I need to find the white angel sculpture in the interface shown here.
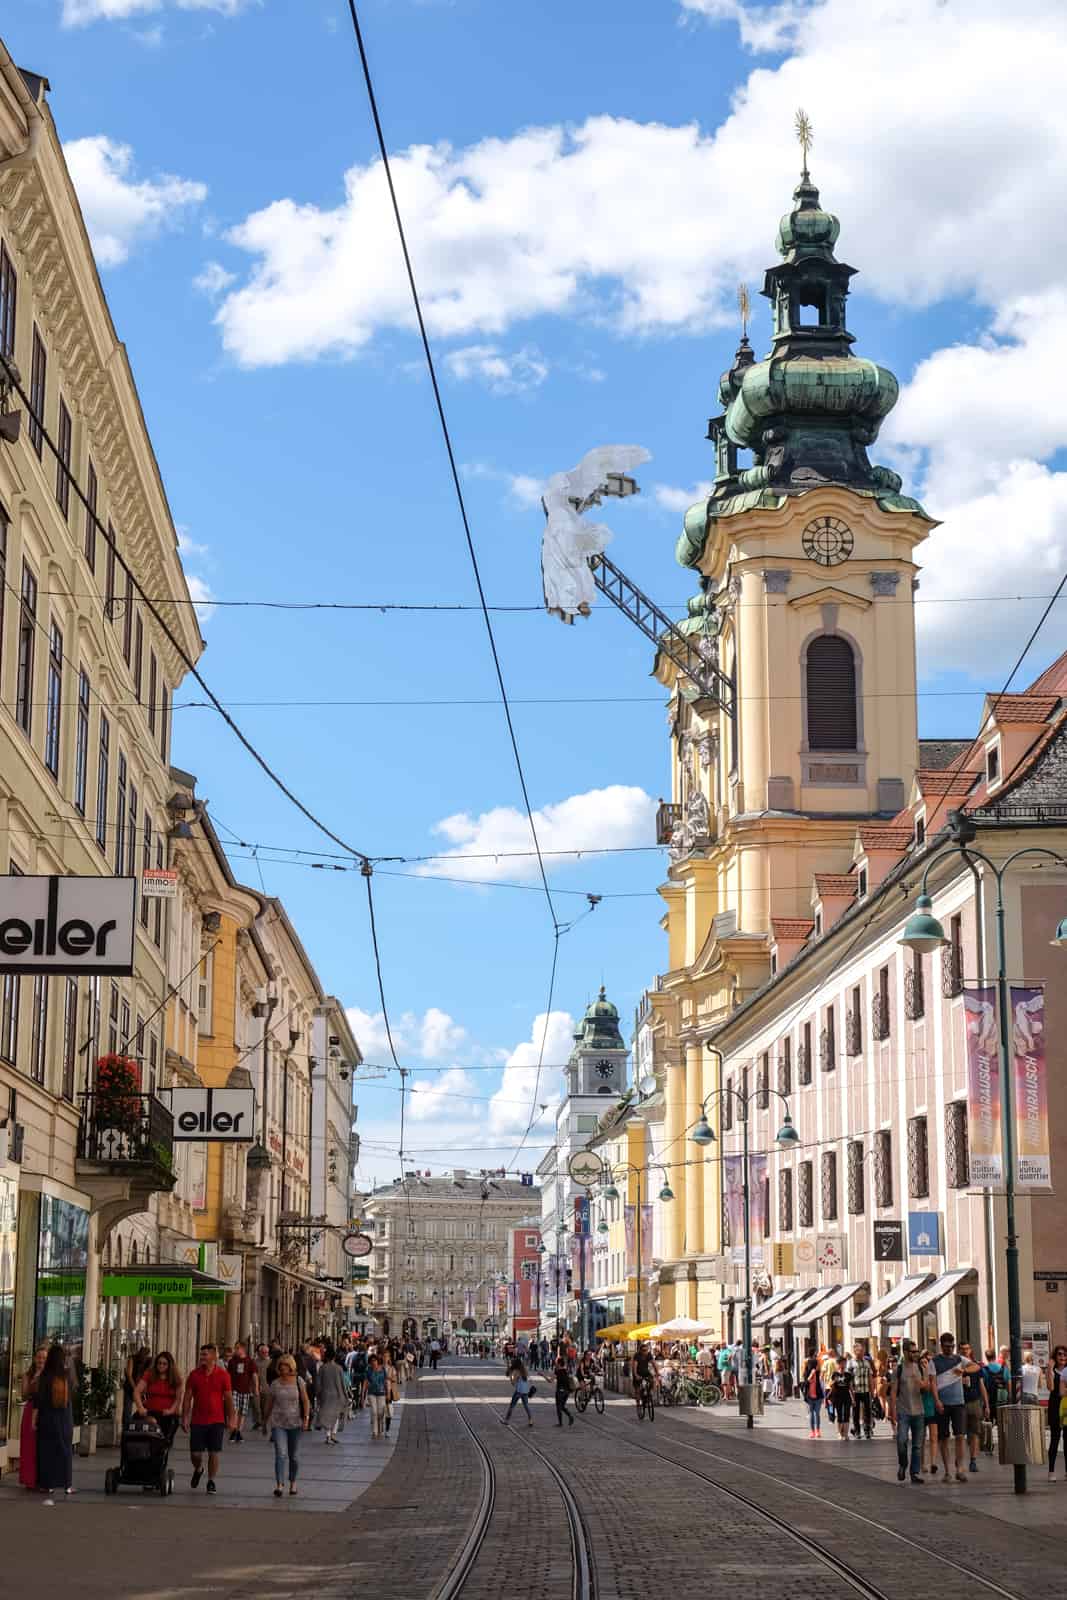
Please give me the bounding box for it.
[540,444,651,623]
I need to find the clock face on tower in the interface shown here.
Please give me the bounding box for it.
[802,515,853,567]
[595,1059,615,1079]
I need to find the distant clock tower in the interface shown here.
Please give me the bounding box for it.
[566,987,628,1098]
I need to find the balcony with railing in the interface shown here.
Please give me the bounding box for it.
[845,1010,862,1057]
[76,1091,176,1204]
[656,801,682,845]
[904,964,925,1020]
[871,994,891,1042]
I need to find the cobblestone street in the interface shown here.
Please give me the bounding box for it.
[0,1359,1061,1599]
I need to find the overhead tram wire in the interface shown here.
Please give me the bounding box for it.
[0,361,412,1089]
[343,0,558,937]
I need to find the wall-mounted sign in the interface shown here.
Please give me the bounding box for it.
[38,1274,85,1297]
[568,1150,603,1188]
[141,868,178,899]
[772,1242,795,1275]
[795,1238,817,1269]
[342,1232,373,1259]
[165,1088,256,1142]
[907,1211,942,1255]
[218,1254,243,1291]
[103,1273,191,1300]
[0,875,135,976]
[351,1264,370,1282]
[873,1221,905,1262]
[816,1234,846,1271]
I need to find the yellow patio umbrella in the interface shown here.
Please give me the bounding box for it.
[595,1323,628,1340]
[626,1322,661,1341]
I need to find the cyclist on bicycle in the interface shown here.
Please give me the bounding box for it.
[632,1342,656,1410]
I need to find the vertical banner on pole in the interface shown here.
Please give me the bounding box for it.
[640,1204,653,1280]
[1011,985,1052,1191]
[464,1287,473,1320]
[748,1154,767,1265]
[724,1155,746,1265]
[624,1205,636,1276]
[964,985,1002,1186]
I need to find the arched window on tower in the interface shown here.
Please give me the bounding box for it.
[806,635,858,751]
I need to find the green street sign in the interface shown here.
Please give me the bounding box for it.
[103,1274,192,1300]
[192,1289,225,1306]
[38,1274,85,1297]
[351,1265,369,1282]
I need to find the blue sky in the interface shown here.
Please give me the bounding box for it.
[6,0,1066,1183]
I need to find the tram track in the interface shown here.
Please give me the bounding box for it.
[581,1410,1032,1600]
[433,1369,596,1600]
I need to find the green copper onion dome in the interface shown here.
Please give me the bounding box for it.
[676,155,927,569]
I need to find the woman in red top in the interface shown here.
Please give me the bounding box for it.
[134,1352,183,1443]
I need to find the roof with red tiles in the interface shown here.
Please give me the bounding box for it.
[1025,653,1067,697]
[813,873,857,896]
[770,918,814,941]
[984,693,1060,724]
[857,826,913,851]
[915,768,980,796]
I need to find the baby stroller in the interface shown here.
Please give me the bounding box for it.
[104,1415,175,1497]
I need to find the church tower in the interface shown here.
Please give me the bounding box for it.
[564,987,628,1101]
[651,130,937,1323]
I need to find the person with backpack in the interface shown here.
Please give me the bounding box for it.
[888,1339,929,1484]
[346,1342,368,1409]
[801,1352,824,1439]
[502,1358,535,1426]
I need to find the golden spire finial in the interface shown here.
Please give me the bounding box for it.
[795,107,813,179]
[737,282,751,341]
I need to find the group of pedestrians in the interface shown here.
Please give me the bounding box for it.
[500,1340,602,1428]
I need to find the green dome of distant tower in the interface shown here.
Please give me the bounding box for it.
[571,986,624,1053]
[677,111,927,571]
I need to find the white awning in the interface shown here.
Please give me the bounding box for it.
[885,1267,978,1329]
[748,1289,798,1330]
[773,1285,831,1326]
[850,1274,933,1329]
[756,1288,809,1329]
[801,1280,869,1321]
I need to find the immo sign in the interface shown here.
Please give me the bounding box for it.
[0,876,136,976]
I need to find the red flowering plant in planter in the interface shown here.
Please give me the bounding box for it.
[93,1053,142,1133]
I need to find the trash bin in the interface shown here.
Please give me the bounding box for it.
[997,1404,1045,1466]
[738,1383,765,1418]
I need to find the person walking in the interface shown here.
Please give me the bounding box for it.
[847,1344,874,1438]
[18,1345,48,1491]
[122,1347,152,1435]
[133,1351,183,1443]
[35,1346,75,1505]
[958,1343,989,1474]
[1046,1344,1067,1478]
[383,1349,401,1434]
[554,1355,575,1427]
[181,1343,236,1495]
[888,1340,929,1484]
[227,1342,258,1444]
[316,1351,348,1445]
[429,1337,442,1371]
[802,1352,824,1439]
[502,1359,534,1427]
[253,1342,272,1434]
[263,1355,310,1497]
[932,1332,981,1483]
[982,1346,1009,1436]
[829,1356,854,1441]
[366,1356,388,1439]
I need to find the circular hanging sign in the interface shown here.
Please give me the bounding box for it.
[567,1150,604,1188]
[341,1231,373,1259]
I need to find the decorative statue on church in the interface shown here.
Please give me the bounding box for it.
[540,444,650,624]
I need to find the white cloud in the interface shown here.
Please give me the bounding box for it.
[462,462,544,508]
[653,480,714,515]
[193,260,236,297]
[62,0,253,23]
[678,0,808,51]
[210,0,1067,368]
[445,344,548,394]
[176,528,215,623]
[418,785,657,882]
[409,1066,477,1122]
[345,1005,467,1064]
[63,136,206,266]
[489,1010,575,1134]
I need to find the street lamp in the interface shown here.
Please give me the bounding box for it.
[692,1062,800,1429]
[899,813,1067,1495]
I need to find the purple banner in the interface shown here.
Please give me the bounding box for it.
[624,1205,636,1276]
[640,1204,653,1280]
[749,1154,767,1266]
[1011,985,1052,1191]
[724,1155,745,1264]
[964,985,1002,1187]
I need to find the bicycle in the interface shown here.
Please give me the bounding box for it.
[677,1375,722,1407]
[635,1377,655,1422]
[574,1377,605,1415]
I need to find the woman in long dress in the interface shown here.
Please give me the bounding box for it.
[35,1345,75,1503]
[315,1352,348,1445]
[19,1345,48,1489]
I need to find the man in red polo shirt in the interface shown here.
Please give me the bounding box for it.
[181,1343,236,1494]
